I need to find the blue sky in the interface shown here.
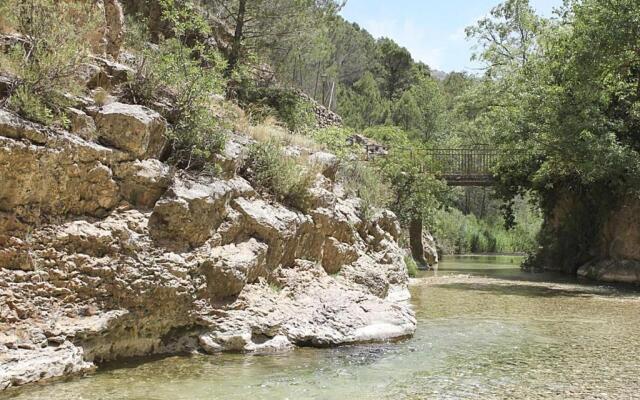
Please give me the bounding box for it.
[340,0,562,72]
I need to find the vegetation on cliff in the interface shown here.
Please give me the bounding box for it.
[4,0,637,270]
[463,0,640,270]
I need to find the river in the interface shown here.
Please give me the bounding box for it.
[3,255,640,400]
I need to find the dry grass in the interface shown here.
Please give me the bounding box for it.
[247,118,325,152]
[92,88,111,106]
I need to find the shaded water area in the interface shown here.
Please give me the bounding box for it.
[4,255,640,399]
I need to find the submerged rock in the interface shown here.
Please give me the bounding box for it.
[578,260,640,284]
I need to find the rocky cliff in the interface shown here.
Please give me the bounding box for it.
[541,192,640,284]
[577,197,640,284]
[0,97,414,389]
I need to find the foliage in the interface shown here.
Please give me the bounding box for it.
[404,255,418,278]
[244,141,316,210]
[125,2,228,170]
[247,121,323,152]
[463,0,640,268]
[390,75,444,141]
[337,161,393,219]
[362,126,450,228]
[338,72,389,129]
[433,203,541,255]
[0,0,101,125]
[376,38,415,100]
[204,0,343,74]
[311,126,354,157]
[240,87,317,132]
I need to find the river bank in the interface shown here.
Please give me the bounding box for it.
[3,255,639,400]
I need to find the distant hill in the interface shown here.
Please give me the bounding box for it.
[430,69,449,81]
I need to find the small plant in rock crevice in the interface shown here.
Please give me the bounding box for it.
[243,140,317,211]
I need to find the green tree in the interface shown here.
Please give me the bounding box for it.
[466,0,542,77]
[465,0,640,271]
[364,126,449,267]
[376,38,414,99]
[338,72,389,129]
[207,0,343,74]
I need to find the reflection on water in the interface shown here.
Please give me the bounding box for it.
[3,255,640,400]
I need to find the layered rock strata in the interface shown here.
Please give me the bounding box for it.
[0,104,415,390]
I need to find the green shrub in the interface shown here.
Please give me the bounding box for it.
[405,255,418,278]
[125,37,227,169]
[433,205,541,255]
[337,161,393,219]
[240,87,317,133]
[0,0,101,125]
[244,141,316,210]
[312,127,355,157]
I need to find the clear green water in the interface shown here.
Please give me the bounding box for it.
[4,255,640,399]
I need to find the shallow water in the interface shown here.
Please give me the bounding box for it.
[4,255,640,400]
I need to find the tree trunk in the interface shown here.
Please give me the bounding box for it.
[227,0,246,75]
[409,218,427,268]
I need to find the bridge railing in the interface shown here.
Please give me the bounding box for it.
[420,148,499,176]
[363,144,500,186]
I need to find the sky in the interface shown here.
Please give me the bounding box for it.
[340,0,562,73]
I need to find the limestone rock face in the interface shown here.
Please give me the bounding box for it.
[0,110,124,222]
[233,197,319,268]
[422,231,439,266]
[578,260,640,284]
[95,102,166,158]
[114,159,172,208]
[0,107,414,390]
[549,194,640,283]
[68,108,98,141]
[322,237,358,274]
[149,175,254,250]
[104,0,125,59]
[197,260,415,352]
[0,342,93,390]
[84,57,134,90]
[200,239,268,299]
[309,151,339,180]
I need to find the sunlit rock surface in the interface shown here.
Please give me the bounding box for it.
[0,108,414,390]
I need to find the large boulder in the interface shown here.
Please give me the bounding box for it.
[199,239,268,299]
[578,260,640,284]
[149,175,254,250]
[232,197,320,268]
[309,151,339,180]
[113,159,172,209]
[95,102,166,159]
